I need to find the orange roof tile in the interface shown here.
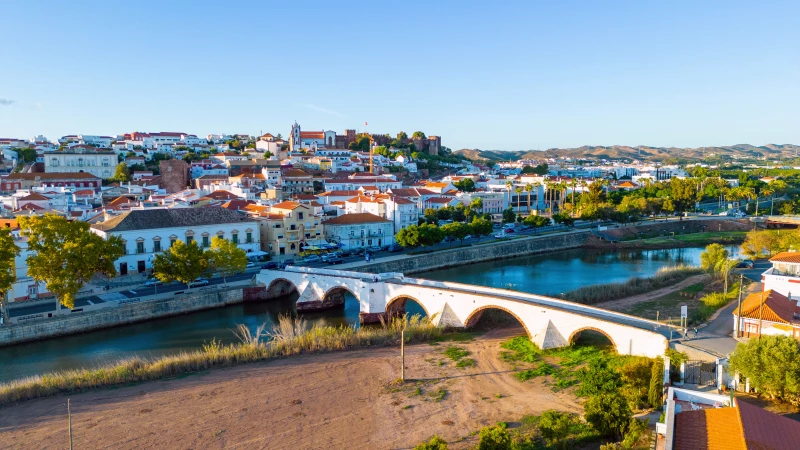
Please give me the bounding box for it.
[673,406,746,450]
[271,201,303,210]
[323,212,390,225]
[734,290,796,324]
[770,252,800,264]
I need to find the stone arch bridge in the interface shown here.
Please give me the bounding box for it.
[257,267,673,358]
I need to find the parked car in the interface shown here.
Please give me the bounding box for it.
[280,259,295,269]
[188,278,209,288]
[245,262,257,268]
[321,253,341,262]
[736,260,754,268]
[340,250,352,257]
[494,232,507,238]
[303,255,322,263]
[353,248,365,256]
[144,278,163,287]
[504,228,515,233]
[387,243,403,252]
[367,246,382,252]
[326,257,345,265]
[261,261,279,270]
[463,235,472,240]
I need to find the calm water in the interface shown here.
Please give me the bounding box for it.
[0,246,734,382]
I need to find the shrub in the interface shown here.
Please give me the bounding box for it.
[478,423,511,450]
[564,265,703,305]
[576,359,623,397]
[648,358,665,408]
[584,392,633,440]
[414,435,448,450]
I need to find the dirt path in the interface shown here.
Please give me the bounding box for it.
[598,274,709,312]
[0,328,581,450]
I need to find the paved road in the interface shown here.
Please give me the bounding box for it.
[8,271,258,318]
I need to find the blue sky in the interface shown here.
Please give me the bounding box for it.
[1,1,798,150]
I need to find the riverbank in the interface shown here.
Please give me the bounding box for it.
[0,328,582,449]
[583,231,748,250]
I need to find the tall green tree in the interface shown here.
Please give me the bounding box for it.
[700,243,728,276]
[153,240,209,286]
[470,217,493,240]
[453,178,476,192]
[501,207,516,224]
[441,222,472,245]
[729,335,800,400]
[584,392,632,440]
[19,214,124,309]
[207,237,247,285]
[411,131,426,140]
[113,162,131,182]
[0,229,20,318]
[395,224,444,248]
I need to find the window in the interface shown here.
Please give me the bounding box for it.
[136,240,145,254]
[170,236,177,247]
[298,212,304,220]
[51,158,59,167]
[186,235,194,244]
[202,235,210,248]
[246,232,252,243]
[121,240,127,254]
[153,239,161,252]
[231,233,238,244]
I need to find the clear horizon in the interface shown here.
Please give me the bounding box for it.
[1,1,798,150]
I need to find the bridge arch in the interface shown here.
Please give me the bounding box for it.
[386,295,430,318]
[265,278,299,298]
[464,305,532,338]
[568,327,618,351]
[322,285,361,305]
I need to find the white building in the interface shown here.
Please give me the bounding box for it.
[44,148,117,178]
[322,212,394,250]
[90,207,260,275]
[761,252,800,300]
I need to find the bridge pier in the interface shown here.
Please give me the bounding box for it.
[359,312,386,324]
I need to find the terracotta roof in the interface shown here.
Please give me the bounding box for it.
[73,189,95,195]
[426,197,455,204]
[204,190,239,200]
[674,401,800,450]
[221,199,255,210]
[243,204,269,213]
[346,195,377,203]
[4,172,100,180]
[734,290,797,324]
[359,185,379,191]
[330,201,345,206]
[299,131,325,139]
[107,196,134,206]
[16,203,44,211]
[323,212,390,225]
[318,190,361,197]
[18,193,49,201]
[260,213,284,220]
[271,201,303,210]
[389,198,414,205]
[770,252,800,264]
[673,406,746,450]
[91,207,254,232]
[284,169,311,178]
[425,182,449,188]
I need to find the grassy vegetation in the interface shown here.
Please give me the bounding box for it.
[442,345,476,369]
[564,265,704,305]
[0,314,443,407]
[612,280,743,326]
[622,230,748,245]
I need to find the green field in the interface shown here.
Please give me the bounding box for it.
[629,231,747,245]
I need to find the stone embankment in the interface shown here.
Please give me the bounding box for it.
[0,286,265,347]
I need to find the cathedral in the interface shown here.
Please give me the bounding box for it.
[289,122,356,151]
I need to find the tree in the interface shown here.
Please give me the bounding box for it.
[152,240,209,286]
[0,229,20,318]
[19,214,124,309]
[470,217,493,240]
[552,212,574,227]
[524,184,533,213]
[423,208,438,224]
[411,131,426,140]
[584,392,633,440]
[539,410,581,449]
[396,131,408,141]
[524,215,550,229]
[13,147,37,163]
[207,237,247,285]
[413,435,448,450]
[263,151,273,159]
[470,197,484,213]
[521,163,548,175]
[501,207,516,224]
[436,207,452,221]
[700,243,728,277]
[729,335,800,400]
[113,162,131,182]
[441,222,472,245]
[396,224,444,248]
[453,178,476,192]
[451,204,467,222]
[514,187,523,212]
[648,357,665,408]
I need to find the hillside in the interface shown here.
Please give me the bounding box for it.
[455,144,800,163]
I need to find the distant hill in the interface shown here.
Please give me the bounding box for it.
[455,144,800,163]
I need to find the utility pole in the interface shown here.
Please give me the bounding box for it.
[758,292,765,339]
[68,398,73,450]
[400,330,405,381]
[736,274,743,338]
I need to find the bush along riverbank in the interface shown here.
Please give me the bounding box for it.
[584,231,748,250]
[0,314,442,407]
[564,265,703,305]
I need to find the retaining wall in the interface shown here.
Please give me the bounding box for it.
[0,288,246,347]
[353,231,591,274]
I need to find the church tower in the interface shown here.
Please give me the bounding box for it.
[290,121,301,151]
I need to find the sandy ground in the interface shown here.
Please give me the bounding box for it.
[0,328,581,450]
[598,274,710,311]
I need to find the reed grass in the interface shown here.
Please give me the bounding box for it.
[0,314,441,407]
[564,265,703,305]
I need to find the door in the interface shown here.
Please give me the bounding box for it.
[137,260,146,273]
[119,263,128,275]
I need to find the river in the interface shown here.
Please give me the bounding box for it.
[0,246,735,382]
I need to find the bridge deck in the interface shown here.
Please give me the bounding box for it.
[279,267,679,340]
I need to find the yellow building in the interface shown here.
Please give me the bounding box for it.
[249,201,324,257]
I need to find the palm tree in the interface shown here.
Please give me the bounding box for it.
[544,180,555,214]
[505,180,513,209]
[569,178,578,216]
[531,181,542,214]
[470,197,483,214]
[524,184,533,214]
[515,187,523,214]
[769,180,788,216]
